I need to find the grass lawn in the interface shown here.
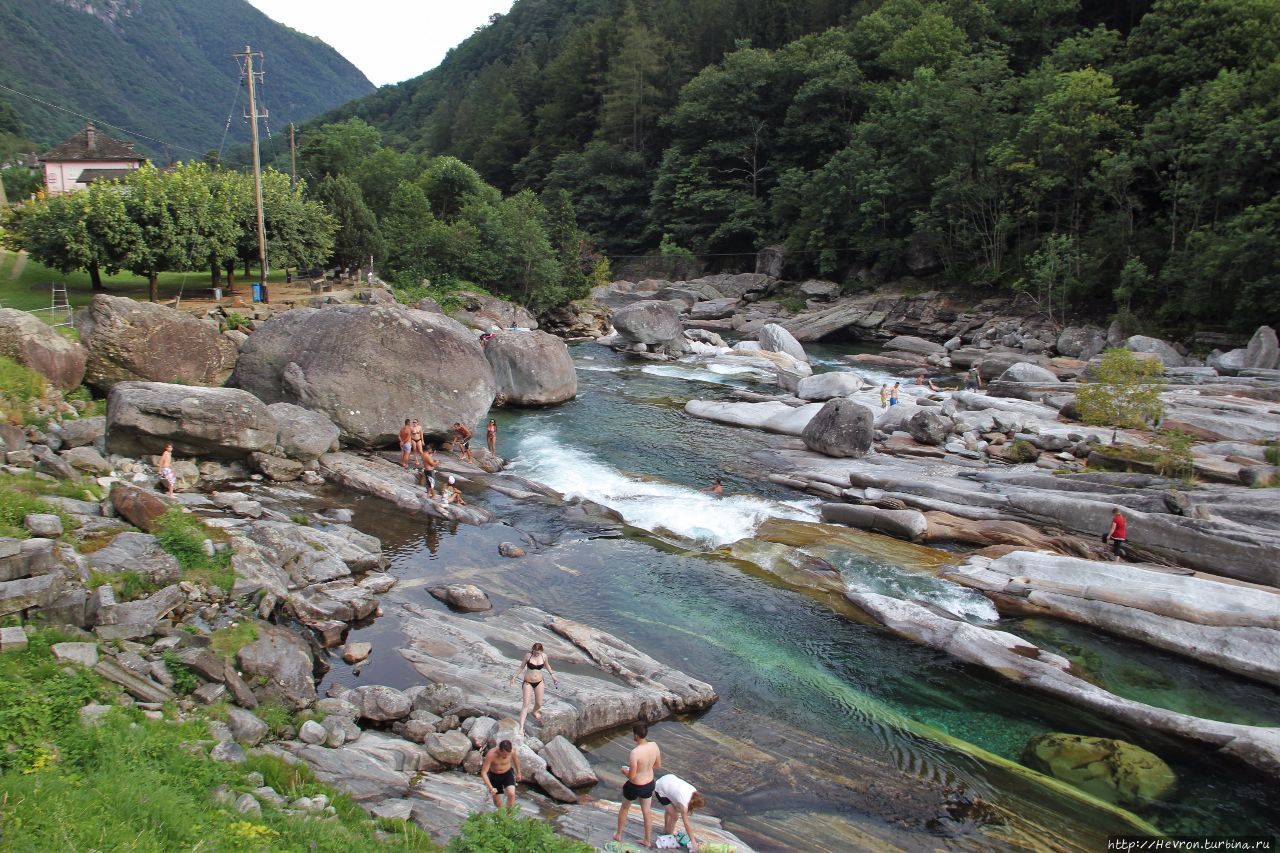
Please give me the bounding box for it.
[0,249,292,313]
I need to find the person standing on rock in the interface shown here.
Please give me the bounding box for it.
[889,382,901,406]
[399,419,414,469]
[481,739,521,809]
[157,443,176,497]
[509,641,558,733]
[487,419,498,455]
[879,384,889,409]
[655,772,706,852]
[409,419,427,467]
[615,722,662,849]
[1106,508,1128,560]
[452,421,475,463]
[419,444,439,500]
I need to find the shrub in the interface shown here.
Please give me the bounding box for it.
[1266,442,1280,467]
[446,808,592,853]
[1151,429,1195,480]
[87,569,160,602]
[1007,439,1040,463]
[1077,348,1166,430]
[210,622,259,662]
[161,650,200,694]
[152,507,234,592]
[222,311,250,332]
[0,355,49,424]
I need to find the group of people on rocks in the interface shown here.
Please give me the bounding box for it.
[396,417,498,504]
[483,643,711,850]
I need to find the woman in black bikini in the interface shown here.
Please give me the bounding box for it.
[508,641,559,733]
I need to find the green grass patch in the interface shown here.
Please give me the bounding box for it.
[0,630,438,851]
[0,355,49,425]
[210,622,259,663]
[0,472,73,539]
[87,569,160,602]
[291,512,310,525]
[446,808,591,852]
[152,507,235,593]
[1265,441,1280,467]
[160,650,200,695]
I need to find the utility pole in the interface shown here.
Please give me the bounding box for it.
[240,45,269,299]
[288,122,297,187]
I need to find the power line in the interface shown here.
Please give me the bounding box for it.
[0,80,204,156]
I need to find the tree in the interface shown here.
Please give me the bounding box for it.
[2,185,138,290]
[597,3,673,156]
[317,175,380,270]
[1077,348,1166,430]
[298,118,382,182]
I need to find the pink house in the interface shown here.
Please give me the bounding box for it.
[39,122,146,195]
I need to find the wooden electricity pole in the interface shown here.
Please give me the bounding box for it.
[240,45,269,296]
[289,122,297,186]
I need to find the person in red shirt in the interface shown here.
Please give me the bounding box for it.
[1106,508,1127,559]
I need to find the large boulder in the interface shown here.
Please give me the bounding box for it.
[907,409,955,446]
[74,294,236,390]
[1244,325,1279,370]
[801,398,875,458]
[106,382,277,460]
[449,291,538,332]
[883,335,944,357]
[1022,733,1176,807]
[977,351,1050,380]
[758,323,809,363]
[1125,335,1186,368]
[230,305,496,447]
[999,363,1060,384]
[796,372,864,401]
[267,403,340,461]
[483,330,577,406]
[611,301,682,345]
[236,623,317,711]
[1056,326,1106,360]
[0,308,86,389]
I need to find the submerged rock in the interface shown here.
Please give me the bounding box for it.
[1023,734,1176,807]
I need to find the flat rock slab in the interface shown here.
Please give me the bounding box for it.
[398,604,717,743]
[318,452,492,526]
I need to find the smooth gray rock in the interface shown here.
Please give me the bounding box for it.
[1126,335,1186,367]
[0,306,87,389]
[52,641,99,667]
[237,623,317,711]
[796,372,864,401]
[822,503,929,540]
[907,410,955,446]
[354,685,412,722]
[484,330,577,406]
[106,381,277,460]
[227,708,270,746]
[299,720,328,744]
[424,730,472,766]
[758,323,809,363]
[685,400,822,437]
[61,445,112,475]
[611,300,682,345]
[0,573,62,618]
[267,403,340,461]
[55,417,106,450]
[1056,326,1107,360]
[449,290,539,332]
[540,735,598,788]
[249,452,303,482]
[231,304,496,446]
[801,399,875,458]
[74,294,235,390]
[883,335,944,356]
[1244,325,1279,370]
[0,536,55,583]
[86,533,180,585]
[999,363,1060,384]
[23,513,62,538]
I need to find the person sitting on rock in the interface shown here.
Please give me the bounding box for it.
[655,772,706,853]
[508,641,558,733]
[1106,508,1128,560]
[481,739,521,809]
[442,475,466,505]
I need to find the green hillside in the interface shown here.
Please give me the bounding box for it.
[0,0,374,157]
[309,0,1279,331]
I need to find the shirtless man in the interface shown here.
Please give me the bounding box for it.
[480,739,521,808]
[420,444,439,500]
[157,443,176,497]
[615,722,661,848]
[451,421,474,463]
[398,419,413,469]
[409,419,426,467]
[701,477,723,495]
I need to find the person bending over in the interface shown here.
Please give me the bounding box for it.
[480,739,521,808]
[655,772,707,852]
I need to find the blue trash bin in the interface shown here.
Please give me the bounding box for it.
[251,283,262,303]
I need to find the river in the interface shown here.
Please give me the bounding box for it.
[317,343,1280,851]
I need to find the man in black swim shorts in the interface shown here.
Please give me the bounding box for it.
[481,739,521,808]
[615,722,662,847]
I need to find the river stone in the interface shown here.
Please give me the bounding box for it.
[236,623,317,711]
[298,720,327,745]
[61,445,112,475]
[342,642,372,664]
[249,452,303,482]
[108,484,171,532]
[87,531,180,583]
[106,381,277,460]
[1125,335,1185,367]
[450,290,539,331]
[267,403,340,461]
[907,410,955,446]
[484,330,577,406]
[977,352,1050,380]
[23,513,62,538]
[801,399,874,458]
[424,730,472,766]
[1022,734,1176,807]
[796,372,864,401]
[0,307,87,389]
[883,335,944,357]
[1244,325,1279,370]
[1056,326,1106,360]
[540,735,597,788]
[355,685,412,722]
[611,300,682,345]
[231,304,496,447]
[999,363,1061,384]
[227,708,270,746]
[74,294,236,390]
[758,323,808,363]
[428,584,492,613]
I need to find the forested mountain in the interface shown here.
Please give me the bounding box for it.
[312,0,1278,331]
[0,0,373,157]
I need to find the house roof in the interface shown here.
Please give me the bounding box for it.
[40,122,145,163]
[76,168,137,183]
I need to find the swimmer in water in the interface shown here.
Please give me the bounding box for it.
[702,477,723,495]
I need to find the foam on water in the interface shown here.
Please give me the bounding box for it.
[510,431,816,547]
[836,556,1000,622]
[640,364,755,386]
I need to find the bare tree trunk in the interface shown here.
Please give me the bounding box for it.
[89,263,104,291]
[149,271,159,303]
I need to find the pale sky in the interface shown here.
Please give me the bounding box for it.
[247,1,513,86]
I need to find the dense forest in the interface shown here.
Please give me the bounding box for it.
[309,0,1279,331]
[0,0,373,156]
